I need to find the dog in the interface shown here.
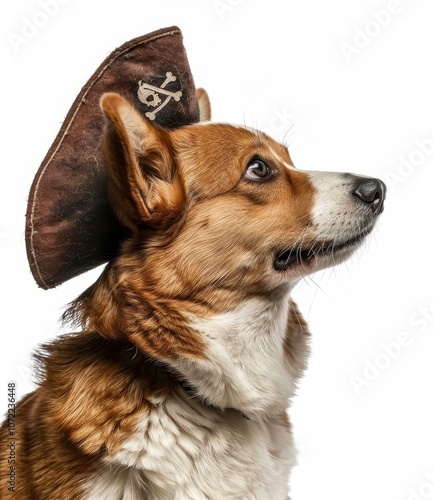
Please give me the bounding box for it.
[0,90,385,499]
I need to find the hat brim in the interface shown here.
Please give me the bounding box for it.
[25,26,200,289]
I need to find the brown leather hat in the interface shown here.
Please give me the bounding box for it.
[25,26,200,289]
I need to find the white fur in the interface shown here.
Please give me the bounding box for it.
[87,467,147,500]
[88,398,294,499]
[171,286,296,418]
[308,171,371,242]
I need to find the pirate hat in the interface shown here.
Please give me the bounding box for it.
[25,26,200,289]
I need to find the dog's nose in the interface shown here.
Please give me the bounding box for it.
[352,177,386,215]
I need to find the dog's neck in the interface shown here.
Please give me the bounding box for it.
[167,286,310,419]
[69,267,309,420]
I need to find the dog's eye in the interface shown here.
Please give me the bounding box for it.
[245,159,272,180]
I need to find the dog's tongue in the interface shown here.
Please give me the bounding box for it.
[26,27,200,289]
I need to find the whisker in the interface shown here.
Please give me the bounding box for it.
[282,122,297,148]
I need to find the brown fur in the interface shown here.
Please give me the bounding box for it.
[0,333,179,499]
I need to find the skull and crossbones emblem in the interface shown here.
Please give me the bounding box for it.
[137,71,182,120]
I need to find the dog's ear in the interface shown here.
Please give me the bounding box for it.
[100,92,184,231]
[197,88,211,121]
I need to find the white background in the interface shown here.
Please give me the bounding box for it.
[1,1,432,499]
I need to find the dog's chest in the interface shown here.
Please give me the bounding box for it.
[87,402,294,499]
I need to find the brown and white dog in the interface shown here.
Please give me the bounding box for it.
[0,91,385,499]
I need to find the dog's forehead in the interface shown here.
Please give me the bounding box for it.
[172,122,294,196]
[174,122,292,160]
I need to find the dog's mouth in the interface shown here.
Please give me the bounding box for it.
[274,227,373,272]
